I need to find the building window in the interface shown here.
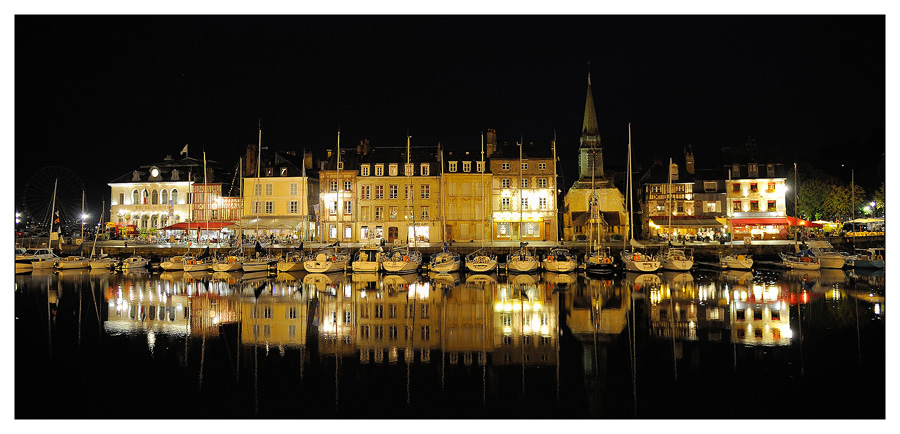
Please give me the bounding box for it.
[290,183,298,195]
[732,164,740,176]
[704,181,717,192]
[344,200,352,215]
[421,206,429,220]
[420,184,429,199]
[375,165,384,176]
[732,183,741,193]
[650,185,661,194]
[361,165,370,176]
[389,304,398,318]
[329,201,337,215]
[421,164,429,176]
[389,326,398,341]
[263,306,272,319]
[151,190,158,204]
[265,201,273,214]
[767,182,776,193]
[449,161,458,172]
[538,178,547,188]
[329,224,337,239]
[767,200,776,212]
[361,207,370,220]
[362,185,370,199]
[502,163,510,171]
[288,306,299,319]
[337,162,344,170]
[523,222,539,237]
[389,164,398,176]
[521,197,529,210]
[750,183,758,193]
[344,225,352,239]
[289,325,296,338]
[748,163,758,176]
[289,201,298,214]
[462,161,471,172]
[330,181,338,192]
[732,201,742,212]
[477,161,485,173]
[344,180,352,191]
[265,184,273,196]
[497,222,511,237]
[539,162,547,170]
[374,304,383,318]
[501,197,510,210]
[421,326,430,341]
[390,206,398,220]
[141,189,149,204]
[375,185,384,199]
[501,179,510,188]
[254,183,262,197]
[521,178,529,188]
[705,201,717,213]
[405,163,414,176]
[767,164,775,177]
[389,185,398,199]
[375,206,383,220]
[521,163,528,170]
[539,197,547,210]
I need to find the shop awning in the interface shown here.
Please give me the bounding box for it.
[785,217,823,228]
[650,217,726,228]
[160,222,235,231]
[731,218,790,226]
[238,217,304,230]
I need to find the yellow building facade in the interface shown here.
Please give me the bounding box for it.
[488,140,558,242]
[442,149,492,243]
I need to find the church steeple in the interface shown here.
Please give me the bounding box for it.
[581,72,600,145]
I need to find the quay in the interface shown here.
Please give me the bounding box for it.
[29,235,885,264]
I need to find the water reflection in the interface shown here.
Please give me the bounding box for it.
[14,265,886,418]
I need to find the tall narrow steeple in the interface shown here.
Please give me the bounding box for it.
[581,72,601,146]
[578,69,604,181]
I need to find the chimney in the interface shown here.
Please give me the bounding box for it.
[357,139,371,155]
[685,149,695,175]
[245,144,257,178]
[486,128,497,158]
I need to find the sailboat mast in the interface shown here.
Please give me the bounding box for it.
[407,134,412,254]
[81,190,85,241]
[204,151,209,248]
[439,144,446,243]
[552,132,558,243]
[481,133,486,249]
[49,178,58,251]
[255,126,262,242]
[518,138,523,243]
[668,157,673,240]
[91,201,104,258]
[590,148,595,251]
[626,123,633,249]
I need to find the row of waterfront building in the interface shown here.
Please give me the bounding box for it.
[106,73,798,244]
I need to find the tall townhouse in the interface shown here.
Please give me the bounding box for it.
[489,136,558,242]
[108,152,239,239]
[241,149,319,241]
[722,145,789,240]
[317,137,359,243]
[356,141,443,244]
[441,147,492,243]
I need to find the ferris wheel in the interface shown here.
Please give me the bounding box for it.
[23,166,86,231]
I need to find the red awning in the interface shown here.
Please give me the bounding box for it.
[160,222,235,231]
[785,216,823,228]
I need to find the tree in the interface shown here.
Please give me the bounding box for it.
[798,177,832,220]
[872,182,885,218]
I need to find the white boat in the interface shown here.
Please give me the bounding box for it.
[21,248,60,270]
[718,252,754,270]
[780,250,821,270]
[429,244,461,273]
[160,255,187,271]
[183,255,213,272]
[620,125,660,274]
[352,243,384,273]
[242,254,277,272]
[275,251,304,273]
[212,254,244,272]
[541,246,578,273]
[584,247,618,274]
[465,249,498,273]
[660,247,694,271]
[806,240,848,269]
[303,247,350,273]
[382,247,422,274]
[15,247,33,274]
[120,255,149,269]
[507,244,540,274]
[56,255,90,269]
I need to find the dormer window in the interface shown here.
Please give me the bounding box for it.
[361,165,370,176]
[748,163,758,177]
[266,168,273,176]
[502,163,510,171]
[132,170,141,181]
[767,164,775,177]
[449,161,458,172]
[463,161,471,172]
[281,167,288,176]
[337,162,344,170]
[405,163,414,176]
[389,164,398,176]
[477,161,485,173]
[731,164,740,177]
[538,163,547,170]
[375,165,384,176]
[150,167,160,179]
[421,164,429,176]
[171,169,180,180]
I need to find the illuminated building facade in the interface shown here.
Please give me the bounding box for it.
[563,72,627,241]
[242,150,319,241]
[355,144,443,244]
[441,148,492,243]
[723,155,789,240]
[489,137,558,242]
[318,143,359,243]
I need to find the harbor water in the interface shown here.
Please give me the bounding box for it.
[14,266,885,419]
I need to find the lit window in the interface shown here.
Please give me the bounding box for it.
[344,201,352,214]
[265,201,273,214]
[477,161,485,173]
[501,179,510,188]
[421,164,429,176]
[539,197,547,210]
[361,165,370,176]
[538,178,547,188]
[344,180,352,191]
[420,184,429,199]
[421,206,429,220]
[389,164,398,176]
[501,197,510,210]
[330,181,338,192]
[389,185,398,199]
[449,161,458,172]
[462,161,471,172]
[362,185,371,199]
[502,163,510,171]
[289,201,298,213]
[375,185,384,199]
[375,165,384,176]
[539,162,547,170]
[521,178,529,188]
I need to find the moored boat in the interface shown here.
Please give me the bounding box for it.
[541,246,578,273]
[276,251,305,273]
[807,240,848,269]
[352,243,384,273]
[120,255,149,269]
[428,244,461,273]
[56,255,90,269]
[382,247,422,274]
[660,247,694,271]
[506,243,540,274]
[160,255,186,271]
[584,247,618,274]
[303,247,350,274]
[779,249,821,270]
[848,247,884,269]
[718,251,753,270]
[465,249,498,273]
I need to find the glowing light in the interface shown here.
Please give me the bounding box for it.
[875,304,881,315]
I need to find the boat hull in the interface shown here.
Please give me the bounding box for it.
[32,258,59,269]
[57,258,90,269]
[276,261,305,273]
[508,259,540,274]
[465,255,498,273]
[352,261,382,273]
[212,262,243,272]
[818,255,847,269]
[16,263,33,274]
[304,260,347,274]
[242,261,272,273]
[661,258,693,271]
[430,260,460,273]
[542,259,577,273]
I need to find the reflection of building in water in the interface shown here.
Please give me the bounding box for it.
[355,274,442,364]
[241,279,309,348]
[309,272,356,357]
[728,277,791,346]
[567,276,629,340]
[650,272,699,341]
[442,282,492,366]
[492,279,558,365]
[105,275,193,338]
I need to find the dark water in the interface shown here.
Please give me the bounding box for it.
[14,266,885,419]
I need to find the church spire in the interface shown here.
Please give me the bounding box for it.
[581,70,600,147]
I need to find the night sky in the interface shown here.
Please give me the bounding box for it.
[12,15,886,223]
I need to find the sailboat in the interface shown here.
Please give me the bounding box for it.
[304,243,350,273]
[780,163,819,271]
[242,126,278,272]
[213,156,246,272]
[659,158,694,271]
[541,137,578,273]
[465,133,498,273]
[382,134,423,274]
[582,145,617,274]
[717,167,753,270]
[619,124,660,273]
[352,243,384,273]
[275,249,305,272]
[429,145,460,273]
[58,191,91,269]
